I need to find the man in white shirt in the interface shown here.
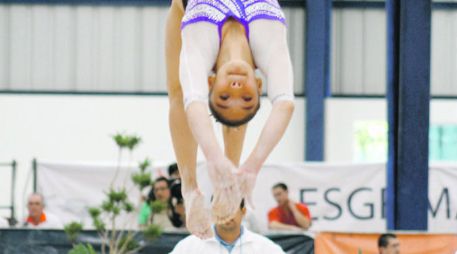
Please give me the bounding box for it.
[170,199,285,254]
[23,193,63,229]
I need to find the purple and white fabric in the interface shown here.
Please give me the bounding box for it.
[181,0,286,40]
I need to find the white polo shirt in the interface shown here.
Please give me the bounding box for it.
[170,227,285,254]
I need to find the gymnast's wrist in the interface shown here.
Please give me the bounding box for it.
[206,150,225,162]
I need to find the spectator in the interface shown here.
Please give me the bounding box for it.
[170,199,285,254]
[268,183,311,231]
[378,233,400,254]
[168,163,181,180]
[23,193,62,229]
[138,177,185,230]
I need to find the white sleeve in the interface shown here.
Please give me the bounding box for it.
[169,236,201,254]
[262,238,286,254]
[249,20,294,104]
[180,23,220,109]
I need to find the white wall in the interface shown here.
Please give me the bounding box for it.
[0,95,305,220]
[325,98,457,162]
[325,98,387,162]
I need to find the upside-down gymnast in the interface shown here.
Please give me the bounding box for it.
[165,0,295,239]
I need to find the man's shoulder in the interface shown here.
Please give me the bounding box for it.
[42,212,63,228]
[295,203,310,214]
[268,206,280,215]
[245,229,285,252]
[170,234,205,253]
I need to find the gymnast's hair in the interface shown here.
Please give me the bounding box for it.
[208,94,261,127]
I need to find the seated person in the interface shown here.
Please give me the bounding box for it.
[378,233,400,254]
[268,183,311,231]
[170,199,285,254]
[23,193,62,229]
[138,177,184,230]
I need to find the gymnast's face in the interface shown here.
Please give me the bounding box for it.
[209,60,262,125]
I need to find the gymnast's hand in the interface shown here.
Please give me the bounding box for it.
[206,155,242,224]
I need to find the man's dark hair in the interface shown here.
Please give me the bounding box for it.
[168,163,179,177]
[378,233,397,248]
[208,93,261,128]
[272,182,288,191]
[154,176,170,188]
[210,196,245,210]
[240,198,245,209]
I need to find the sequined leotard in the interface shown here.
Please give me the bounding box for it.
[181,0,286,40]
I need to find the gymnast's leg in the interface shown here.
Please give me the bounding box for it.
[165,0,212,239]
[223,125,247,167]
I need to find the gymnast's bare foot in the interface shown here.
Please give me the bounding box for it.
[183,189,213,239]
[207,157,242,224]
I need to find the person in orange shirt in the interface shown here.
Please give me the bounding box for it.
[23,193,62,229]
[268,183,311,231]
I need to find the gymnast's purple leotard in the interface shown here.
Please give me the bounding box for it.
[181,0,286,40]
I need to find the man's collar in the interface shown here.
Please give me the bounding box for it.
[26,212,46,226]
[205,226,256,244]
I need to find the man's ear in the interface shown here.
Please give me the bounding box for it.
[208,75,216,89]
[256,77,263,94]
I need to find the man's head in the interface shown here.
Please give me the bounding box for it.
[378,233,400,254]
[272,183,289,207]
[168,163,180,180]
[216,199,246,232]
[153,177,171,203]
[27,193,45,219]
[209,60,262,127]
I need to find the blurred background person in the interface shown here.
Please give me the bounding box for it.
[268,183,311,231]
[138,176,185,230]
[168,163,181,181]
[23,193,62,229]
[378,233,400,254]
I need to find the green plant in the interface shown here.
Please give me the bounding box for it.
[68,244,96,254]
[65,133,162,254]
[143,224,163,240]
[112,133,142,151]
[64,222,83,243]
[150,200,166,214]
[131,159,152,191]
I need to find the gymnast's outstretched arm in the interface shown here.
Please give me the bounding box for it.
[238,20,295,202]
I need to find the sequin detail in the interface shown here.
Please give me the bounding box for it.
[181,0,286,39]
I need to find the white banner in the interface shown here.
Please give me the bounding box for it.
[37,161,169,229]
[428,164,457,233]
[37,161,457,233]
